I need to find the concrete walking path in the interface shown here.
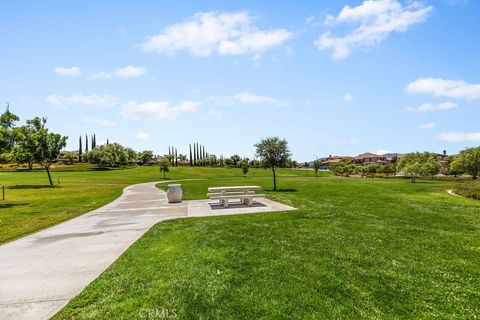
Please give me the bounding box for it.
[0,181,295,320]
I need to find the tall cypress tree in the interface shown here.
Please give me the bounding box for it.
[93,134,96,149]
[194,143,197,166]
[85,134,89,152]
[106,138,109,145]
[79,136,82,161]
[189,144,193,166]
[175,148,178,167]
[196,143,199,166]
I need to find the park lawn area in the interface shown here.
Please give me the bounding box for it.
[55,170,480,319]
[0,165,304,243]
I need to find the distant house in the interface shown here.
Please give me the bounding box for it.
[353,152,387,166]
[320,155,352,168]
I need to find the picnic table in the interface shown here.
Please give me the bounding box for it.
[207,186,265,208]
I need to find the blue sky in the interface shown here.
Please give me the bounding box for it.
[1,0,479,161]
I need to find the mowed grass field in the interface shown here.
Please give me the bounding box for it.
[0,165,315,243]
[36,167,479,319]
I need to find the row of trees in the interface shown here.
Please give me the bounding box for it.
[0,106,67,185]
[327,148,480,182]
[78,134,101,160]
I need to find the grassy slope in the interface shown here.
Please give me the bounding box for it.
[54,170,480,319]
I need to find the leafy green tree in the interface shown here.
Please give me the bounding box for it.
[230,154,241,166]
[449,156,464,177]
[366,164,377,178]
[0,104,20,154]
[240,160,249,177]
[159,158,170,179]
[255,137,291,191]
[397,152,440,182]
[383,163,397,176]
[330,159,355,177]
[28,117,67,185]
[63,151,77,164]
[451,147,480,179]
[84,143,136,168]
[12,123,37,170]
[139,150,154,164]
[313,160,321,177]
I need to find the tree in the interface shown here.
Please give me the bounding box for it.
[240,159,249,177]
[189,144,193,166]
[78,135,82,161]
[139,150,154,164]
[85,134,89,152]
[255,137,291,191]
[159,158,170,179]
[84,143,135,168]
[383,163,397,176]
[365,164,377,178]
[175,148,178,167]
[451,147,480,179]
[12,123,37,170]
[29,117,67,185]
[397,152,440,182]
[330,159,355,177]
[313,160,321,177]
[230,154,241,166]
[0,104,20,154]
[64,151,77,164]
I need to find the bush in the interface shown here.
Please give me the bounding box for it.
[453,180,480,200]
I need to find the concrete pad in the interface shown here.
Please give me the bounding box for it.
[0,181,295,320]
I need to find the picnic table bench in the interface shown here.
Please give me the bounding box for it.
[208,186,265,208]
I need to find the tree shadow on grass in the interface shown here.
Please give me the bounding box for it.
[8,185,57,190]
[265,188,298,192]
[0,203,28,208]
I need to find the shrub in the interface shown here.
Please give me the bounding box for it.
[453,180,480,200]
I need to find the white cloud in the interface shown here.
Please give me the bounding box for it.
[114,65,147,78]
[89,65,147,80]
[46,94,117,107]
[419,122,435,129]
[316,0,432,60]
[83,117,116,126]
[373,149,391,155]
[344,94,354,102]
[207,92,281,106]
[135,132,152,141]
[54,66,81,77]
[405,77,480,100]
[408,101,458,112]
[439,132,480,142]
[120,100,200,121]
[140,11,292,57]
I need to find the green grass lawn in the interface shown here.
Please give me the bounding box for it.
[47,168,480,319]
[0,165,314,243]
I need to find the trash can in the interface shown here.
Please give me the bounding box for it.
[167,184,183,203]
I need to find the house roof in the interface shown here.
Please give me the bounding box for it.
[354,152,383,160]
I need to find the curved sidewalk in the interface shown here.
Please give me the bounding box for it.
[0,181,187,320]
[0,181,295,320]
